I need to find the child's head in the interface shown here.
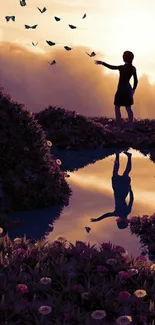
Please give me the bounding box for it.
[123,51,134,64]
[116,217,128,229]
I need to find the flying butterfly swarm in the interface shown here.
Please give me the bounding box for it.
[4,0,98,66]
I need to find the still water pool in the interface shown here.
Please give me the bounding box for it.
[8,148,155,258]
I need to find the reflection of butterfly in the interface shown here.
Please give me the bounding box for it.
[46,40,56,46]
[64,46,72,51]
[20,0,26,6]
[37,7,47,13]
[86,51,96,57]
[25,25,38,29]
[5,16,15,22]
[32,42,38,46]
[85,227,91,233]
[48,60,56,65]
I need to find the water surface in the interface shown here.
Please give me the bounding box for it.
[8,148,155,257]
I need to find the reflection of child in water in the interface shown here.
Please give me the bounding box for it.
[90,151,134,229]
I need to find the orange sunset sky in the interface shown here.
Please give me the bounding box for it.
[1,0,155,118]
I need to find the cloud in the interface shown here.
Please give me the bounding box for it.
[0,41,155,118]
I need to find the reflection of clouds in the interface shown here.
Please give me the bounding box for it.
[46,149,155,256]
[70,170,155,212]
[69,173,112,193]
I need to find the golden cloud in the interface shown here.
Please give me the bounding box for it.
[0,41,155,118]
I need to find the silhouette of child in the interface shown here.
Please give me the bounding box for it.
[95,51,138,127]
[90,151,134,229]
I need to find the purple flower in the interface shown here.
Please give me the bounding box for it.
[72,284,84,293]
[96,265,108,272]
[118,291,131,301]
[115,245,126,254]
[100,242,111,249]
[118,271,132,280]
[64,313,74,320]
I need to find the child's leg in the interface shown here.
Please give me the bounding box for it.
[125,106,133,124]
[115,105,121,125]
[113,153,120,176]
[123,152,132,176]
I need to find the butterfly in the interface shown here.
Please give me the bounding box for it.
[68,24,77,29]
[5,16,15,22]
[25,24,38,29]
[37,7,46,13]
[54,16,61,22]
[20,0,26,6]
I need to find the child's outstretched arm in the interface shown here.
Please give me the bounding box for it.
[95,60,121,70]
[90,211,115,222]
[133,68,138,91]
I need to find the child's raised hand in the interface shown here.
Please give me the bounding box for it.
[95,60,103,65]
[90,218,98,222]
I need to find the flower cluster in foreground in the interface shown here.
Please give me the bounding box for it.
[0,233,153,324]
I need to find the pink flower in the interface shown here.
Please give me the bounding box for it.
[128,268,138,276]
[118,291,131,301]
[116,217,123,223]
[72,284,84,293]
[136,255,147,262]
[130,216,139,223]
[91,310,106,320]
[38,305,52,315]
[118,271,132,280]
[14,248,26,255]
[16,284,29,293]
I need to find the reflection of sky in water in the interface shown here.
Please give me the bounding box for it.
[8,148,155,258]
[46,149,155,257]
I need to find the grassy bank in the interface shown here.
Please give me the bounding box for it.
[35,106,155,150]
[0,89,71,212]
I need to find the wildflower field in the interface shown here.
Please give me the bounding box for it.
[0,232,155,325]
